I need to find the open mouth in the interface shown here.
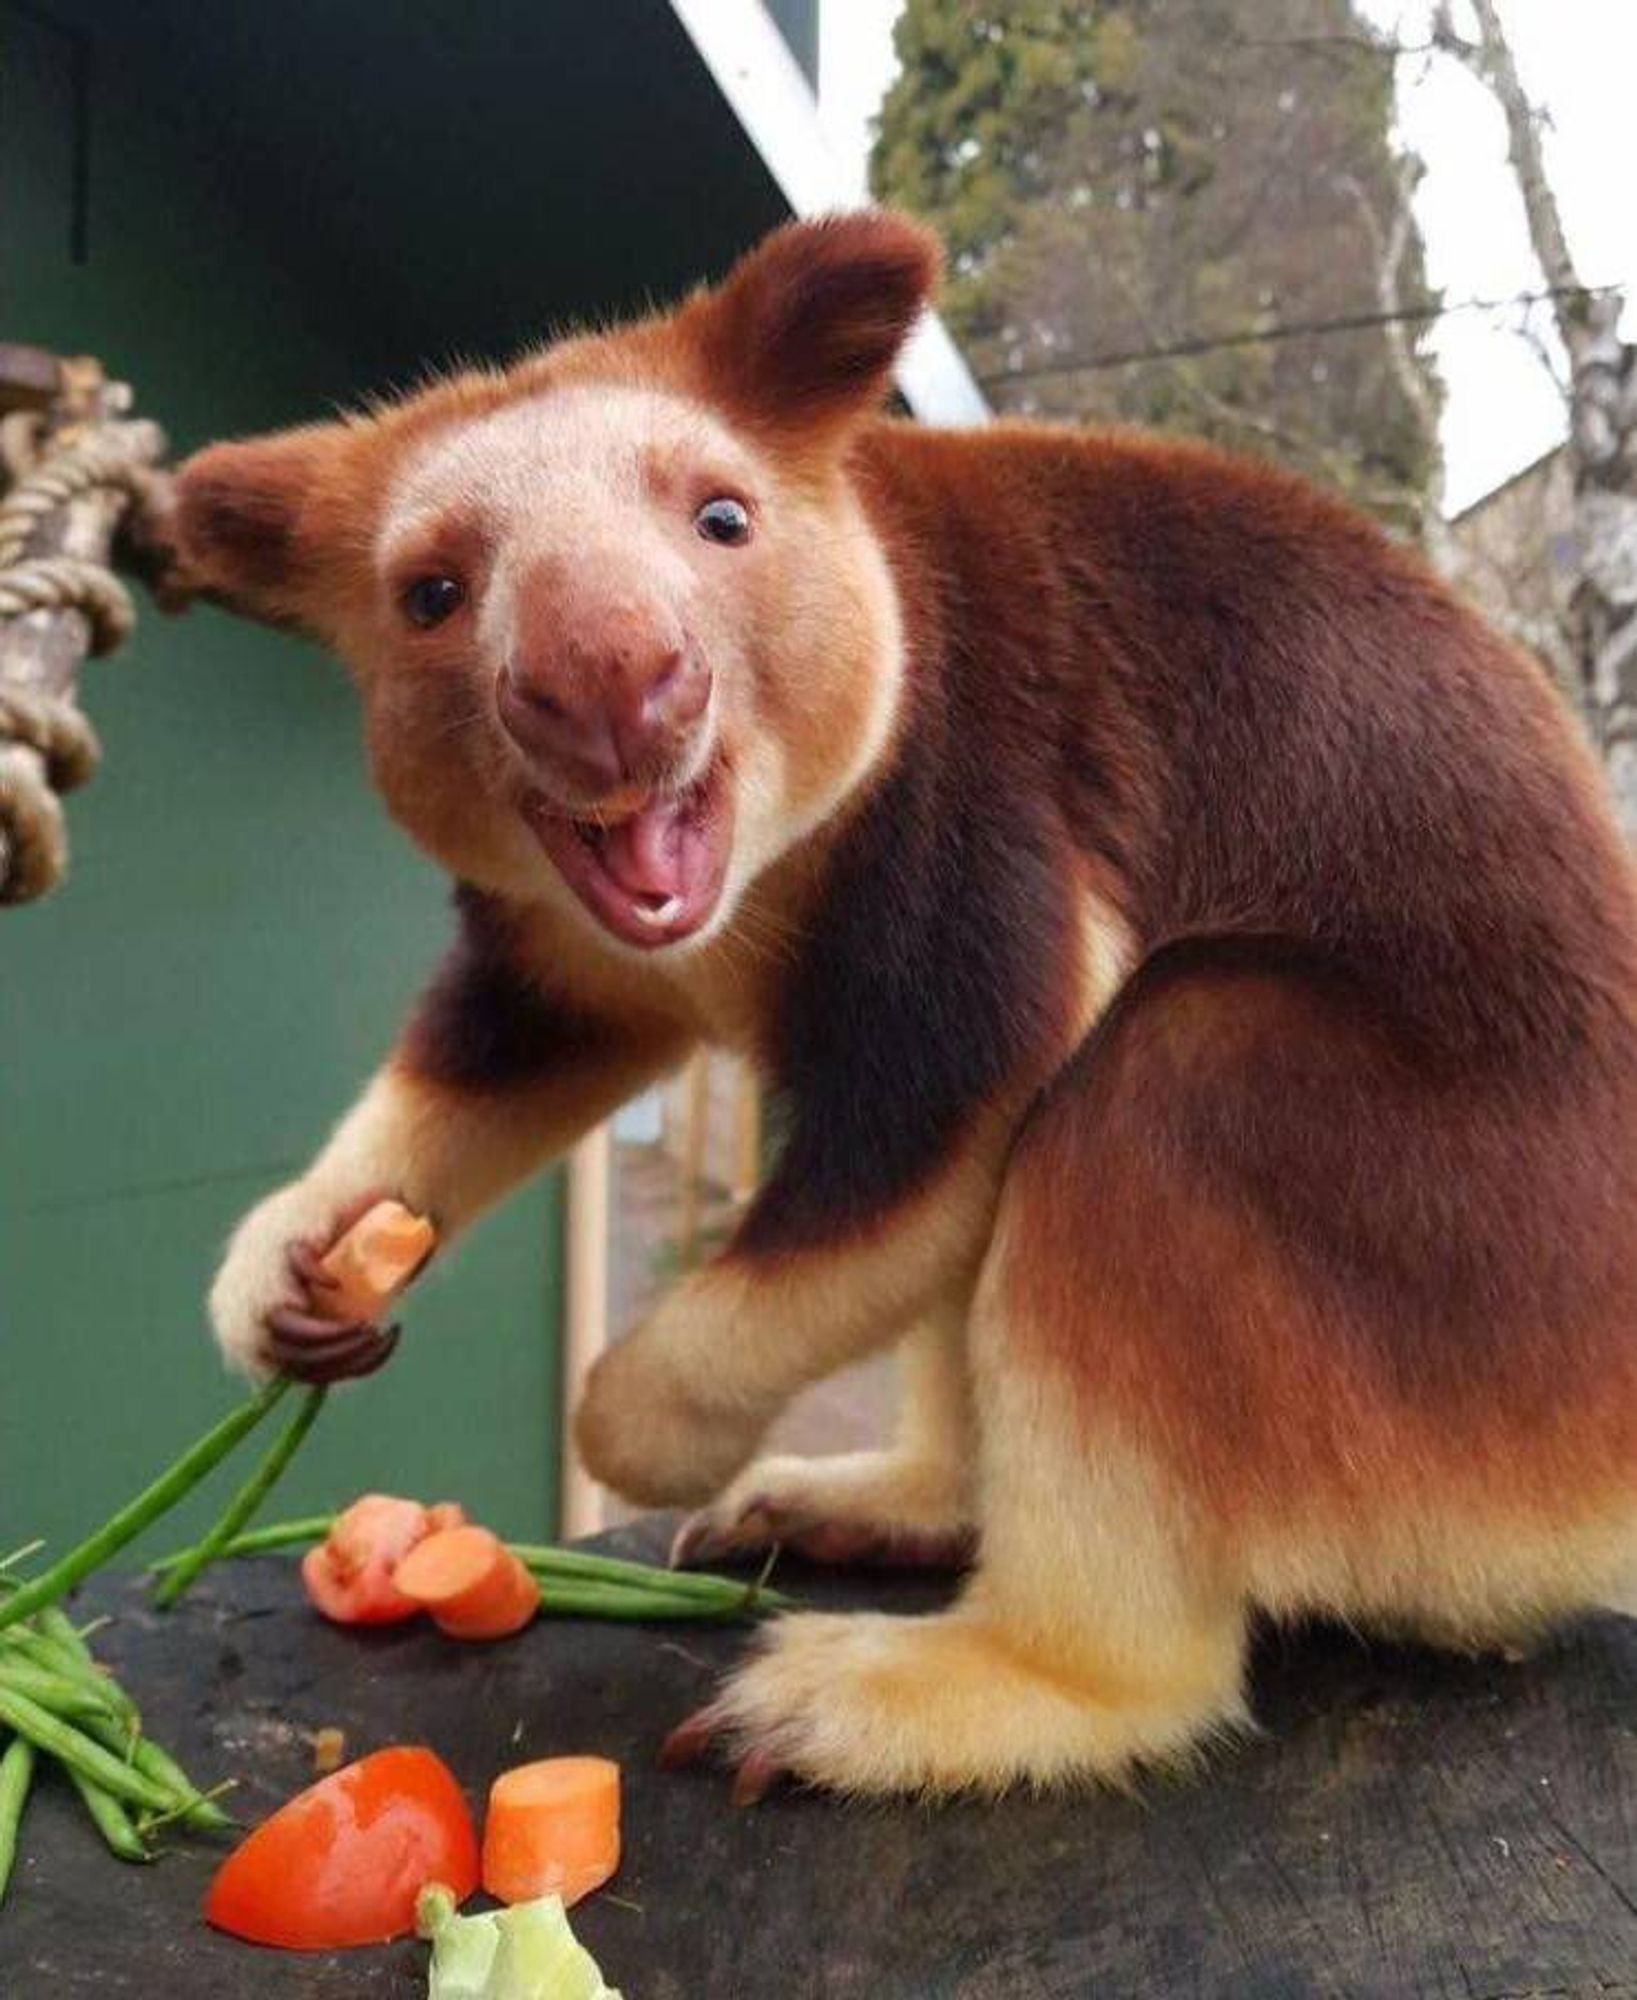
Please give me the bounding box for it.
[521,760,734,949]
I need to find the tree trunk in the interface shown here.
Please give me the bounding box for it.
[1450,0,1637,833]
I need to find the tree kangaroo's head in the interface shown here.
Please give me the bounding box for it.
[174,211,940,953]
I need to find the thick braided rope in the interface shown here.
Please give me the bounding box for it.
[0,406,152,899]
[0,681,100,790]
[0,419,144,648]
[0,554,134,653]
[0,430,152,564]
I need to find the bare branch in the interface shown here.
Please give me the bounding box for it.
[1439,0,1588,364]
[1512,299,1572,407]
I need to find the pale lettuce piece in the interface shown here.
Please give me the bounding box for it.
[419,1883,623,2000]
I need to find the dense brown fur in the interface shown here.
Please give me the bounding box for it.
[180,212,1637,1796]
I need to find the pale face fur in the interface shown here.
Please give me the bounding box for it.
[329,382,904,959]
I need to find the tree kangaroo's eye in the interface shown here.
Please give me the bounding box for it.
[694,496,752,547]
[402,575,466,628]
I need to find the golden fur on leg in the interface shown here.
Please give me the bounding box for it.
[696,1212,1248,1797]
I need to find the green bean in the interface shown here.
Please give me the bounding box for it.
[0,1628,137,1722]
[535,1578,753,1622]
[0,1378,289,1634]
[35,1603,100,1667]
[78,1718,233,1833]
[0,1684,189,1817]
[155,1387,327,1609]
[511,1544,792,1610]
[148,1515,333,1572]
[65,1766,150,1863]
[0,1658,118,1724]
[0,1737,34,1907]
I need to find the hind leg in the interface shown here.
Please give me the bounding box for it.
[670,1307,978,1570]
[667,1183,1249,1797]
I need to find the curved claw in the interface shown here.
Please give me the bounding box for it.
[266,1305,367,1346]
[729,1746,786,1807]
[658,1704,788,1805]
[265,1308,400,1385]
[658,1704,724,1771]
[668,1505,784,1572]
[328,1324,401,1381]
[670,1499,977,1574]
[266,1191,408,1387]
[286,1241,329,1288]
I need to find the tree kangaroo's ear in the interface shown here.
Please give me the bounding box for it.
[683,209,942,441]
[172,422,355,628]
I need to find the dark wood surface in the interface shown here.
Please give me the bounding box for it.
[1,1520,1632,1998]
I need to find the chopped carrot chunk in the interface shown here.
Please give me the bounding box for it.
[393,1525,540,1641]
[482,1757,621,1908]
[314,1200,435,1324]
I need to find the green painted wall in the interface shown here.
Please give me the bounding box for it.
[1,6,564,1552]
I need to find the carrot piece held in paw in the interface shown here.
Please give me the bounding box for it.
[302,1494,431,1626]
[393,1525,541,1641]
[315,1199,436,1325]
[205,1746,479,1949]
[481,1757,621,1908]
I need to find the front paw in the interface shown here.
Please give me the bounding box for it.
[209,1181,398,1384]
[574,1332,770,1509]
[671,1451,977,1570]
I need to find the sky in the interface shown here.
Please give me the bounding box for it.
[817,0,1637,516]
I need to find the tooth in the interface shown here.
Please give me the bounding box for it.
[634,896,683,927]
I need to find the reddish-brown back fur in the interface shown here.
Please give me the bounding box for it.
[851,422,1637,1532]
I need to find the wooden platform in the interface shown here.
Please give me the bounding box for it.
[1,1521,1632,1996]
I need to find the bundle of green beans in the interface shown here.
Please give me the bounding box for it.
[1,1368,791,1914]
[150,1519,792,1621]
[0,1380,311,1906]
[0,1564,233,1904]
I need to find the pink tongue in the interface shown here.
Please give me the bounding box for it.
[601,798,693,902]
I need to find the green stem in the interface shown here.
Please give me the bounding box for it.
[65,1766,150,1863]
[148,1516,333,1572]
[79,1718,233,1833]
[137,1778,237,1839]
[0,1685,190,1817]
[155,1387,327,1609]
[0,1737,35,1907]
[0,1379,291,1635]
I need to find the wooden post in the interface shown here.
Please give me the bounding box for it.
[732,1061,762,1207]
[559,1125,612,1538]
[677,1052,711,1263]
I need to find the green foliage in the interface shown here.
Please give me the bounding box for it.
[873,0,1443,530]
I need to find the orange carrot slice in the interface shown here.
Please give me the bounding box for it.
[392,1525,540,1641]
[481,1757,621,1907]
[315,1200,436,1325]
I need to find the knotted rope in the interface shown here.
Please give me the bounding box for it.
[0,389,167,903]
